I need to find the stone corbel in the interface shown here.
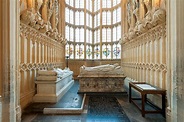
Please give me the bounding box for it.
[121,33,129,44]
[151,8,166,26]
[128,28,137,40]
[20,8,36,25]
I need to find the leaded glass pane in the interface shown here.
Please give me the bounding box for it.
[65,43,69,56]
[113,27,116,41]
[70,10,74,24]
[102,28,106,42]
[102,11,106,25]
[79,0,84,8]
[80,28,84,42]
[107,11,111,25]
[75,11,79,25]
[70,27,74,41]
[113,9,117,24]
[94,45,100,59]
[107,44,111,59]
[102,44,106,59]
[79,44,84,59]
[70,44,74,59]
[117,25,121,40]
[75,28,79,42]
[117,7,121,22]
[107,28,111,42]
[70,0,74,7]
[107,0,111,8]
[65,26,69,41]
[86,13,89,26]
[75,44,79,59]
[102,0,106,8]
[65,7,69,23]
[86,45,92,59]
[80,12,84,25]
[75,0,79,8]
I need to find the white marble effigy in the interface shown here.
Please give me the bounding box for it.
[78,64,126,93]
[33,68,74,103]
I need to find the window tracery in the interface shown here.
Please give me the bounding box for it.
[65,0,121,60]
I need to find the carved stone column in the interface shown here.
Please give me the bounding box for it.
[167,0,184,122]
[0,0,20,122]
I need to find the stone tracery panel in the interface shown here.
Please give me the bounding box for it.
[121,0,166,108]
[19,0,65,109]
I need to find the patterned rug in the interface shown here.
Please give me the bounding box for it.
[87,96,130,122]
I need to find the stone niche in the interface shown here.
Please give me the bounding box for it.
[78,63,126,93]
[33,68,74,103]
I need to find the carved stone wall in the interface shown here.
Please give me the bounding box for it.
[19,23,65,109]
[19,0,66,109]
[167,0,184,121]
[121,0,166,108]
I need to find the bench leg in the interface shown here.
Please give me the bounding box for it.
[142,94,145,117]
[129,85,132,103]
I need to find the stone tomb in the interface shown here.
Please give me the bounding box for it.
[78,64,126,93]
[33,68,74,103]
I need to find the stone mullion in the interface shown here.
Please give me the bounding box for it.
[31,39,36,90]
[34,40,38,64]
[161,35,166,89]
[139,44,141,81]
[20,35,25,96]
[145,42,150,83]
[134,46,136,79]
[143,42,146,82]
[42,42,45,63]
[136,45,139,80]
[142,43,147,82]
[23,37,28,92]
[149,40,153,85]
[26,35,32,91]
[36,41,40,63]
[130,46,132,78]
[26,37,32,91]
[53,46,55,62]
[45,44,48,63]
[154,37,158,86]
[50,45,52,63]
[47,44,50,63]
[128,47,130,77]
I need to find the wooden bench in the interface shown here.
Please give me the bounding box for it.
[129,82,166,117]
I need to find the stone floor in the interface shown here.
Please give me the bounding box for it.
[21,81,166,122]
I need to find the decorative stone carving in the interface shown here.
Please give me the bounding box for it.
[126,0,131,27]
[20,8,36,25]
[133,0,140,23]
[151,8,166,26]
[20,62,63,72]
[20,22,66,45]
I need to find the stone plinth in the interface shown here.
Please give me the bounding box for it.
[33,71,74,103]
[78,75,126,93]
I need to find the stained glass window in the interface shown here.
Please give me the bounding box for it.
[65,0,121,60]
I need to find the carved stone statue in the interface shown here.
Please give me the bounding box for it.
[79,63,124,76]
[127,0,131,26]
